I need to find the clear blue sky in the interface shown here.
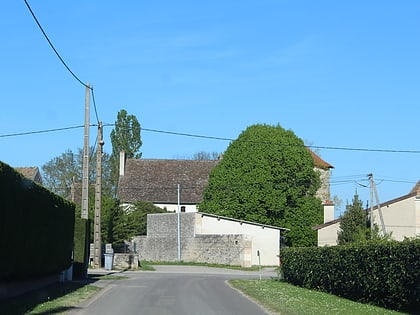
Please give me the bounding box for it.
[1,1,419,216]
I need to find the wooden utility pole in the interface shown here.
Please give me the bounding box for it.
[368,173,386,237]
[93,122,104,268]
[81,83,90,219]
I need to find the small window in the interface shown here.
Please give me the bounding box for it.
[181,206,186,212]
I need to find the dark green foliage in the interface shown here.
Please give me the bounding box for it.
[281,240,420,312]
[101,196,121,244]
[337,192,370,245]
[0,162,75,280]
[111,201,166,244]
[199,124,322,246]
[72,217,90,279]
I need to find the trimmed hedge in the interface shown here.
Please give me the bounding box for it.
[73,217,90,279]
[0,161,75,280]
[281,240,420,312]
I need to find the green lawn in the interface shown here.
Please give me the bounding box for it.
[229,279,407,315]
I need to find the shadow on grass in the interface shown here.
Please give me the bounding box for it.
[0,280,96,315]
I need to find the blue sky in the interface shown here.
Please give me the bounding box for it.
[1,1,419,216]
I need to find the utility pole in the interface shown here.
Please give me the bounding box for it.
[177,184,181,262]
[368,173,386,237]
[81,83,90,219]
[93,122,104,269]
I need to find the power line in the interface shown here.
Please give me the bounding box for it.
[23,0,87,89]
[91,87,100,124]
[0,125,85,138]
[23,0,101,125]
[4,123,420,155]
[106,125,420,155]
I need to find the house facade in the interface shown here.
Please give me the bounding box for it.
[314,183,420,246]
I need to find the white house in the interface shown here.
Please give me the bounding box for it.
[314,182,420,246]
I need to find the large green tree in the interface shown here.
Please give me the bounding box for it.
[110,109,142,194]
[199,124,323,246]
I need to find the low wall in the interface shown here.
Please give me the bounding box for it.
[112,254,139,270]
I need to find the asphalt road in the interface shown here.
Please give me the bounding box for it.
[72,266,277,315]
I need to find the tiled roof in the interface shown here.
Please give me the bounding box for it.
[409,180,420,195]
[307,149,334,169]
[14,167,42,185]
[117,159,220,204]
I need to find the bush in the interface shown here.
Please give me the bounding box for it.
[282,239,420,312]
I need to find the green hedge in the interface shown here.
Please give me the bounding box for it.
[73,217,90,279]
[0,162,75,280]
[282,240,420,312]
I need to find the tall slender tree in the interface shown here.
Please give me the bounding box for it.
[110,109,142,194]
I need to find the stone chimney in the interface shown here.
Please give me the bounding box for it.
[119,151,126,176]
[323,200,335,223]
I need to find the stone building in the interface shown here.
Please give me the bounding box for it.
[134,212,289,267]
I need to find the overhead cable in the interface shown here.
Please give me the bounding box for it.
[23,0,87,89]
[23,0,101,124]
[0,125,85,138]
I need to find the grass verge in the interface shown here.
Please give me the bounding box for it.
[139,261,156,271]
[229,279,407,315]
[0,282,100,315]
[144,260,262,271]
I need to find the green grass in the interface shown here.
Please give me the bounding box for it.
[144,260,262,271]
[229,279,407,315]
[0,282,100,315]
[138,261,156,271]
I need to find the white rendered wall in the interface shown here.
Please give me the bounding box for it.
[195,214,281,266]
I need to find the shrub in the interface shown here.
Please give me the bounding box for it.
[282,239,420,312]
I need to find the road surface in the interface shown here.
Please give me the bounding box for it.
[72,265,277,315]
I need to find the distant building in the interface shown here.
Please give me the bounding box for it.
[313,183,420,246]
[14,166,42,185]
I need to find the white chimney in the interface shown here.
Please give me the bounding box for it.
[119,151,126,176]
[323,200,335,223]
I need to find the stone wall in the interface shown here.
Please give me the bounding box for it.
[112,253,139,270]
[133,213,254,267]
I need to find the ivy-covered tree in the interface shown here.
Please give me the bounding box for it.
[110,109,142,195]
[199,124,323,247]
[337,192,369,245]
